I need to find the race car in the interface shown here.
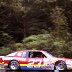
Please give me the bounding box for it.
[0,50,72,70]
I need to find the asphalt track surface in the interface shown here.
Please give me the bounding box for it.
[0,70,72,72]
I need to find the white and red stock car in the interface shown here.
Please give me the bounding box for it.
[0,50,72,70]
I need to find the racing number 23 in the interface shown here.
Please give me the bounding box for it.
[28,59,42,67]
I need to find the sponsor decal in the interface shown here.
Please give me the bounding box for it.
[27,59,42,68]
[3,57,26,61]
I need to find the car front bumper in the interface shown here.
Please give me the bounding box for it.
[0,62,5,70]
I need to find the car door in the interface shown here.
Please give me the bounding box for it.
[27,51,44,70]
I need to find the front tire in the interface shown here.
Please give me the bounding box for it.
[9,60,20,70]
[55,61,67,70]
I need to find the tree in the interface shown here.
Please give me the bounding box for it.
[0,31,13,46]
[50,6,70,40]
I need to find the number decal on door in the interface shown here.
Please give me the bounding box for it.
[27,59,42,68]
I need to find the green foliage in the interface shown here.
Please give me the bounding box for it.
[22,34,53,50]
[0,0,72,58]
[14,43,26,51]
[50,6,70,39]
[0,31,13,46]
[0,47,13,55]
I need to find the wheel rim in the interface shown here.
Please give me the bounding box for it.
[56,62,66,70]
[10,61,19,70]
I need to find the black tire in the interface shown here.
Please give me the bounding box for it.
[9,60,20,70]
[55,61,67,70]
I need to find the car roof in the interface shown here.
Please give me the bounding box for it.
[16,50,45,53]
[7,50,46,57]
[23,50,44,52]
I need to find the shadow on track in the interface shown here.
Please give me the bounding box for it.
[0,70,72,72]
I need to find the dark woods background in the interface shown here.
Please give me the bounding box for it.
[0,0,72,58]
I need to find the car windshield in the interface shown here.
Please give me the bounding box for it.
[44,51,53,57]
[6,52,17,56]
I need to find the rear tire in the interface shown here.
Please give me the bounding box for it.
[9,60,20,70]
